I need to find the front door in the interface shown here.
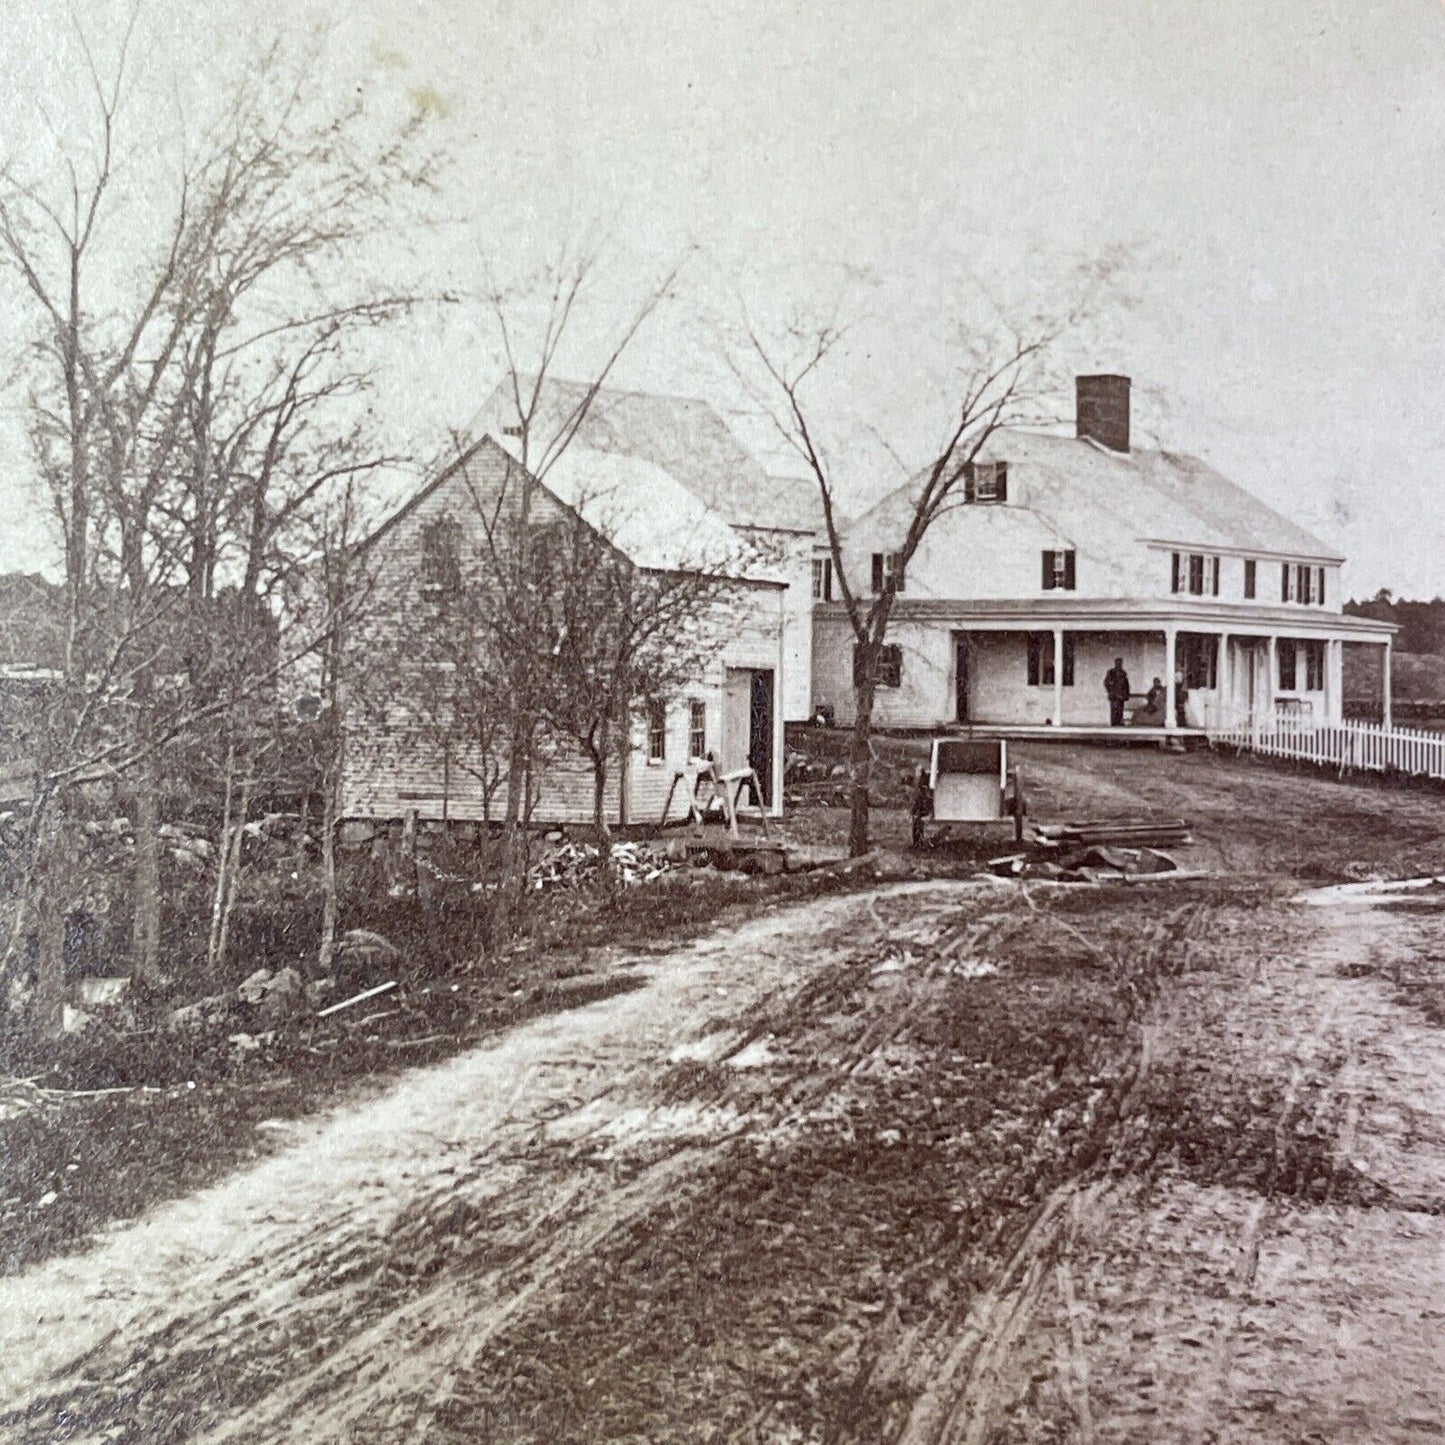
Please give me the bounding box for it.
[954,635,971,722]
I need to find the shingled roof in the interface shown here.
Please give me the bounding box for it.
[869,430,1340,567]
[471,376,821,534]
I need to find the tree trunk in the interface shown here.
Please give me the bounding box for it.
[214,778,250,973]
[590,752,615,890]
[131,746,164,986]
[848,678,878,857]
[206,745,236,972]
[318,755,340,975]
[27,812,67,1040]
[491,724,529,946]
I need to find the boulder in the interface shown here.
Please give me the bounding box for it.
[334,929,402,990]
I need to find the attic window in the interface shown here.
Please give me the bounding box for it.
[420,516,462,591]
[965,461,1008,504]
[502,423,524,438]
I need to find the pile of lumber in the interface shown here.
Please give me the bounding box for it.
[1035,817,1192,849]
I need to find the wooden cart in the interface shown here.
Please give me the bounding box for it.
[914,737,1026,845]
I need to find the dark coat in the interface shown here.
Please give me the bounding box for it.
[1104,665,1131,702]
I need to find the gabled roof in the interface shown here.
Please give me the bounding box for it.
[493,437,785,583]
[470,376,822,534]
[365,436,783,586]
[895,430,1340,562]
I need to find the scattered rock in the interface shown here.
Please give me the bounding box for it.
[335,929,403,990]
[77,976,130,1009]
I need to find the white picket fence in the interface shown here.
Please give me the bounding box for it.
[1208,713,1445,781]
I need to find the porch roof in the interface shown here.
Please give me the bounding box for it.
[816,596,1396,641]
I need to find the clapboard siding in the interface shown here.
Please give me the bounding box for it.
[341,437,786,824]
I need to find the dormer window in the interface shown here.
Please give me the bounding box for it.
[964,460,1008,504]
[1041,549,1076,591]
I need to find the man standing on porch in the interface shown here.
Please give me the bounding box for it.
[1104,657,1131,727]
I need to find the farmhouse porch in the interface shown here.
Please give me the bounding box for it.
[815,599,1397,737]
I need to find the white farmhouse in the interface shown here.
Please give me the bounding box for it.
[811,375,1396,733]
[469,377,822,723]
[340,435,788,828]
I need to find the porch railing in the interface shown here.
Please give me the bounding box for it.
[1207,710,1445,781]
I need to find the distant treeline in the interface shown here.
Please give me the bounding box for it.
[1345,593,1445,655]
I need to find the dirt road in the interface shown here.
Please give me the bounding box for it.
[3,776,1445,1440]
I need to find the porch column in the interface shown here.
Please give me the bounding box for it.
[1383,637,1393,729]
[1266,635,1278,724]
[1164,627,1177,732]
[1217,631,1230,729]
[1329,639,1345,725]
[1052,628,1064,727]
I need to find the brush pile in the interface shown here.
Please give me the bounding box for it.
[528,840,675,891]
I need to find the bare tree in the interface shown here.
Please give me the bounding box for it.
[428,249,679,938]
[0,16,434,1026]
[535,505,746,874]
[738,301,1071,856]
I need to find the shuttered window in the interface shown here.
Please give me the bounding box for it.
[965,460,1008,503]
[870,552,905,594]
[1041,549,1076,590]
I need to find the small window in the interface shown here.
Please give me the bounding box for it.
[1026,633,1075,687]
[1305,641,1324,691]
[688,699,707,759]
[1041,549,1076,591]
[966,460,1008,503]
[646,699,667,761]
[1281,562,1295,603]
[1187,554,1204,595]
[853,643,902,688]
[502,423,524,438]
[1315,566,1326,607]
[1243,559,1256,599]
[1278,639,1298,690]
[420,516,462,591]
[1297,564,1313,605]
[811,557,833,602]
[870,552,905,594]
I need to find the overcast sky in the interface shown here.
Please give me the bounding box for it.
[2,0,1443,595]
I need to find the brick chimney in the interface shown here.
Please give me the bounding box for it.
[1075,374,1131,453]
